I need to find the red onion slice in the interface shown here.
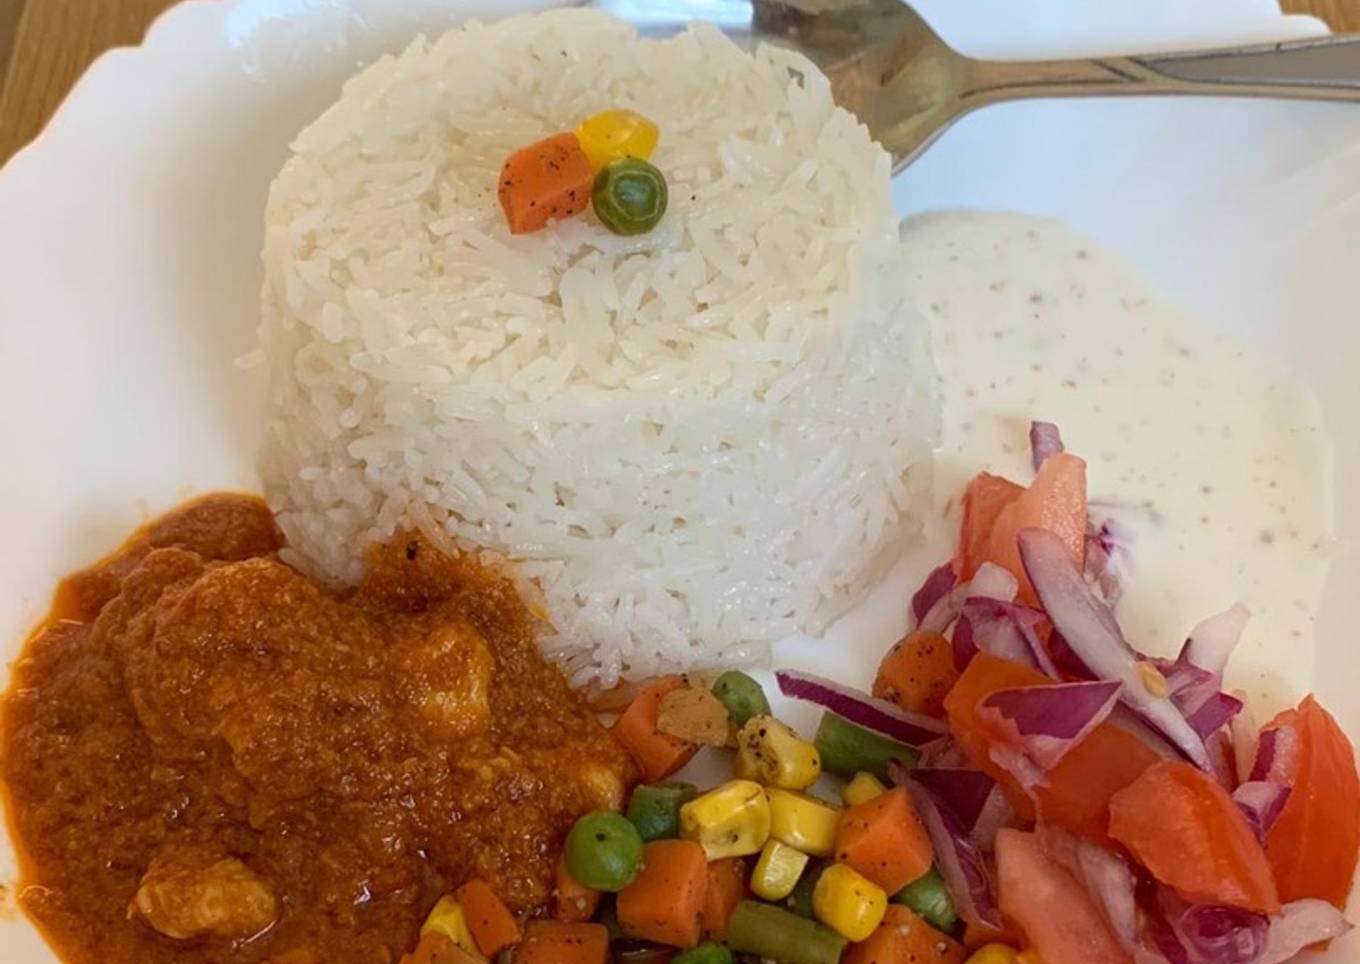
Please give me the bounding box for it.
[1018,527,1211,770]
[978,680,1122,772]
[1232,781,1290,842]
[774,670,946,746]
[911,563,957,628]
[1084,515,1132,606]
[970,561,1019,602]
[956,598,1059,678]
[906,767,996,832]
[1030,420,1064,472]
[1249,723,1300,784]
[1179,603,1251,679]
[1173,902,1269,964]
[904,773,1001,929]
[1185,692,1245,741]
[1259,899,1353,964]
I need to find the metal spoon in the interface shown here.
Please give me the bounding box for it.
[594,0,1360,171]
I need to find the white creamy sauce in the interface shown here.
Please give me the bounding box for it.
[900,210,1333,709]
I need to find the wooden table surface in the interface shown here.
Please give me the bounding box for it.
[0,0,1356,165]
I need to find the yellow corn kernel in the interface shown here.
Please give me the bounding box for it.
[766,788,841,858]
[966,946,1022,964]
[575,109,660,171]
[841,771,887,808]
[811,862,887,942]
[421,895,486,959]
[734,715,822,790]
[679,779,772,860]
[751,839,810,901]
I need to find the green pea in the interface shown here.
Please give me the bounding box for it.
[627,782,697,842]
[894,865,959,934]
[672,942,735,964]
[564,810,644,892]
[593,158,668,235]
[711,670,770,728]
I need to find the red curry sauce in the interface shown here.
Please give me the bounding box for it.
[1,495,635,963]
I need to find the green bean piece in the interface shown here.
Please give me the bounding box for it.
[782,859,828,920]
[711,671,771,728]
[592,158,668,235]
[725,901,847,964]
[672,942,735,964]
[813,712,919,781]
[600,894,626,941]
[893,865,959,934]
[626,782,697,842]
[564,810,644,892]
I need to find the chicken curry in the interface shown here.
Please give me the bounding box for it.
[1,495,636,963]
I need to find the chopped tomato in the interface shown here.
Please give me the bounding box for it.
[1263,695,1360,909]
[956,473,1024,581]
[995,828,1131,964]
[945,653,1160,839]
[1109,761,1279,913]
[985,453,1086,604]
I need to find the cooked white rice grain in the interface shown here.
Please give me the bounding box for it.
[259,9,939,685]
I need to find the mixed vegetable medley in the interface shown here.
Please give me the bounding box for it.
[401,424,1358,964]
[498,109,667,236]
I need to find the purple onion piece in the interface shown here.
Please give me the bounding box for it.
[1047,628,1095,679]
[1259,899,1353,964]
[1017,527,1211,770]
[1249,723,1300,784]
[920,583,968,635]
[959,597,1058,678]
[978,680,1122,772]
[907,767,996,833]
[773,669,946,746]
[951,613,978,672]
[905,775,1001,929]
[1186,691,1245,741]
[911,562,956,628]
[970,785,1016,852]
[1084,515,1133,606]
[1179,603,1251,679]
[970,561,1019,602]
[1174,903,1269,964]
[1232,781,1291,842]
[1030,420,1064,472]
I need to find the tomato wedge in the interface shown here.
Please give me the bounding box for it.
[1263,695,1360,909]
[1109,761,1279,913]
[985,453,1086,604]
[945,653,1160,840]
[956,473,1024,581]
[995,828,1131,964]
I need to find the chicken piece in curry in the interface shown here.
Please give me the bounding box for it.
[1,495,636,963]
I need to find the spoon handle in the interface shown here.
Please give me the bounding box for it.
[969,34,1360,105]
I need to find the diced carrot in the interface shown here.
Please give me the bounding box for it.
[616,839,709,948]
[844,904,966,964]
[957,472,1025,581]
[874,629,958,718]
[553,853,600,923]
[400,932,482,964]
[834,787,934,894]
[611,677,699,782]
[511,921,609,964]
[497,133,594,235]
[453,880,521,957]
[700,857,747,942]
[946,653,1161,840]
[995,829,1131,964]
[1264,695,1360,909]
[984,453,1086,604]
[1109,761,1279,913]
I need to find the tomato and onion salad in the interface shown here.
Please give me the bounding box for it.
[401,424,1358,964]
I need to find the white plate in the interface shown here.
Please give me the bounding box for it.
[1,0,1357,960]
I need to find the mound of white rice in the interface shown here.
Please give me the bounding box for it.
[259,9,938,684]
